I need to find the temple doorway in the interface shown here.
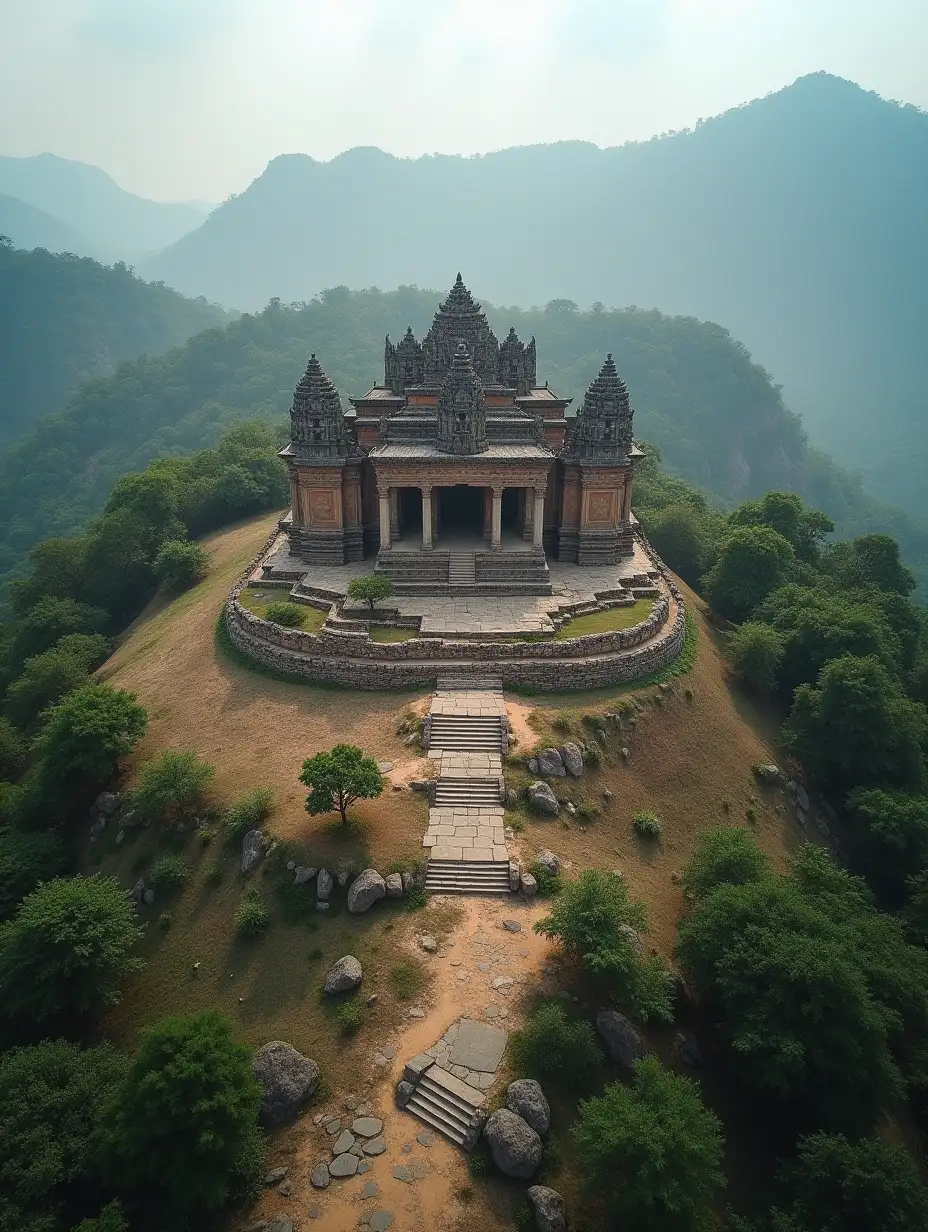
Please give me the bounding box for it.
[439,485,484,540]
[501,487,520,536]
[397,486,422,538]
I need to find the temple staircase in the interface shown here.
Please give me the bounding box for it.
[448,551,476,587]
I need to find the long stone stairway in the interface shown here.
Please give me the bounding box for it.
[423,679,512,895]
[447,551,477,587]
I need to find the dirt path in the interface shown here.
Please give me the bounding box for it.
[252,895,557,1232]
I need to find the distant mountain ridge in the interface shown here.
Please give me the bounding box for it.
[0,153,211,262]
[0,194,87,254]
[143,73,928,517]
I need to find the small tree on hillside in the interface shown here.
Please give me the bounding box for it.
[682,826,771,901]
[727,621,785,695]
[702,525,795,623]
[299,743,383,824]
[132,748,215,825]
[0,875,143,1029]
[34,683,147,793]
[153,539,208,591]
[105,1010,263,1222]
[572,1058,725,1231]
[347,573,394,612]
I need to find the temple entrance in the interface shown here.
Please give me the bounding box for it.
[501,487,520,535]
[439,485,484,541]
[397,486,422,538]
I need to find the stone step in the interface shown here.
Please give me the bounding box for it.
[405,1093,467,1146]
[410,1080,474,1131]
[425,860,512,894]
[436,676,503,692]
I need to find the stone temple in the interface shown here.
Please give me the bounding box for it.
[279,274,642,596]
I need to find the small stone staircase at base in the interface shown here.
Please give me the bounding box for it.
[406,1067,485,1147]
[433,778,501,807]
[425,859,512,895]
[427,713,504,752]
[447,552,476,586]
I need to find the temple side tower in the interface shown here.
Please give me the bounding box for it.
[436,342,489,455]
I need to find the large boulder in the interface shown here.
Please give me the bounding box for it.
[506,1079,550,1135]
[324,955,363,994]
[520,872,538,899]
[384,872,403,898]
[561,743,584,777]
[252,1041,320,1126]
[316,868,333,900]
[596,1009,646,1077]
[242,829,267,874]
[527,1185,567,1232]
[484,1108,542,1178]
[535,849,560,876]
[527,782,559,816]
[536,748,566,778]
[347,868,386,914]
[94,791,121,816]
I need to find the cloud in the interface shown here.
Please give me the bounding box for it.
[78,0,242,55]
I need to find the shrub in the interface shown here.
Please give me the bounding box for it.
[299,744,384,824]
[529,861,562,896]
[234,888,269,937]
[551,710,579,734]
[583,743,602,768]
[390,959,426,1001]
[576,801,601,822]
[0,874,142,1029]
[132,748,215,824]
[148,853,190,891]
[468,1141,494,1176]
[572,1058,725,1231]
[72,1201,130,1232]
[264,601,305,627]
[347,573,394,611]
[5,633,109,729]
[0,716,27,779]
[727,621,785,694]
[703,525,795,623]
[633,810,663,839]
[153,539,209,591]
[34,683,147,794]
[223,786,275,843]
[682,826,770,901]
[509,1002,602,1088]
[0,824,67,921]
[336,999,365,1036]
[404,885,428,911]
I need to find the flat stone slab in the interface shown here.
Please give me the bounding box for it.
[448,1018,508,1074]
[352,1116,383,1138]
[329,1152,359,1178]
[428,1061,486,1107]
[370,1213,395,1232]
[363,1136,387,1156]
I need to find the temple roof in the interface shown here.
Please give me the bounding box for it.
[564,352,635,464]
[285,352,354,463]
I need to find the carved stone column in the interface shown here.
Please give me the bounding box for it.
[389,487,400,538]
[421,486,433,550]
[490,487,503,550]
[532,488,545,548]
[378,489,391,550]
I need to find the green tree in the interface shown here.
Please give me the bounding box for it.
[845,789,928,908]
[572,1058,725,1231]
[822,533,916,597]
[0,824,67,922]
[0,716,27,779]
[903,867,928,945]
[727,621,785,694]
[34,683,147,795]
[729,492,834,565]
[646,502,717,586]
[346,574,395,611]
[682,826,770,901]
[7,596,106,671]
[7,537,89,615]
[0,875,142,1030]
[131,749,214,825]
[5,634,108,729]
[153,539,208,591]
[0,1040,127,1232]
[785,655,925,792]
[105,1010,263,1224]
[675,873,902,1131]
[509,1001,603,1089]
[534,868,673,1023]
[703,526,795,623]
[765,1132,928,1232]
[299,743,383,824]
[71,1202,129,1232]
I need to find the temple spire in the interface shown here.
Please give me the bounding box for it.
[289,353,352,461]
[565,352,634,463]
[435,341,489,455]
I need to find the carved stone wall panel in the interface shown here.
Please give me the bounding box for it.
[308,488,340,527]
[583,487,620,528]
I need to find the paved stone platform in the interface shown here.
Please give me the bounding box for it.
[448,1019,508,1074]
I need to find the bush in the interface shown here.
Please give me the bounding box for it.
[390,959,426,1001]
[105,1010,264,1222]
[132,748,215,825]
[576,801,601,822]
[346,573,394,611]
[529,861,562,896]
[34,683,147,795]
[634,810,663,839]
[234,888,269,937]
[0,874,142,1030]
[583,743,602,768]
[703,525,795,623]
[404,885,428,912]
[223,786,275,843]
[0,716,27,779]
[336,999,365,1036]
[264,601,305,627]
[572,1058,725,1231]
[72,1201,130,1232]
[727,621,785,694]
[153,539,208,591]
[682,826,770,901]
[0,823,67,921]
[5,633,109,729]
[300,744,383,824]
[509,1001,602,1088]
[149,853,190,892]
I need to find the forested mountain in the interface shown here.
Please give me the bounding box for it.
[0,286,924,596]
[0,241,229,443]
[144,73,928,516]
[0,153,211,262]
[0,195,86,255]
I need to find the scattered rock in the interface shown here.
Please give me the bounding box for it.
[502,918,522,933]
[329,1152,358,1178]
[246,1223,268,1232]
[596,1010,646,1077]
[527,781,559,816]
[360,1181,379,1199]
[674,1029,703,1068]
[401,871,413,893]
[620,746,630,761]
[506,788,519,807]
[385,872,403,898]
[347,868,387,914]
[410,779,429,792]
[520,872,538,899]
[352,1116,383,1137]
[336,869,350,888]
[263,1166,288,1186]
[241,829,267,874]
[392,1165,412,1182]
[408,1007,425,1019]
[142,887,155,906]
[357,1159,372,1174]
[535,849,560,876]
[527,1185,567,1232]
[492,976,515,990]
[325,955,363,995]
[286,860,296,871]
[94,791,120,815]
[564,802,576,816]
[362,1136,387,1156]
[509,861,521,892]
[315,901,330,912]
[484,1108,542,1178]
[294,865,315,886]
[129,878,145,906]
[561,743,584,777]
[528,757,539,774]
[377,761,394,773]
[120,808,141,828]
[795,783,810,812]
[325,1119,341,1134]
[369,1212,395,1231]
[277,1180,293,1197]
[416,1129,436,1147]
[602,788,613,802]
[419,934,438,953]
[506,1079,550,1135]
[266,1218,293,1232]
[753,763,782,784]
[395,1080,414,1108]
[366,993,379,1005]
[332,1129,356,1154]
[252,1041,320,1126]
[316,868,333,901]
[537,748,566,777]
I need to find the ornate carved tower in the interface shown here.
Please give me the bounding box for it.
[435,342,489,455]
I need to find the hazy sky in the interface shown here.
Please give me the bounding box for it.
[1,0,925,202]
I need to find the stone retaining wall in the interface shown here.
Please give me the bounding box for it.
[224,533,687,690]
